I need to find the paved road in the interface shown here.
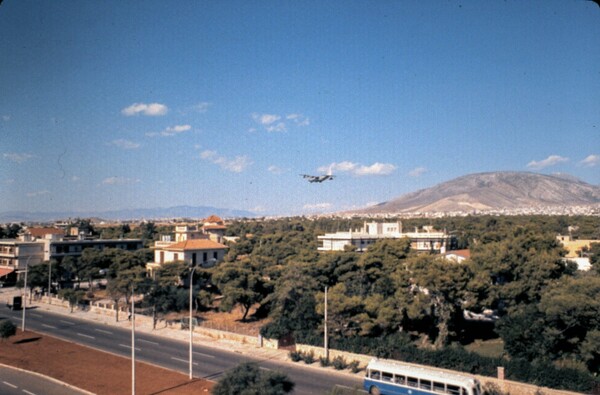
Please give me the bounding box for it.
[0,366,88,395]
[0,305,365,395]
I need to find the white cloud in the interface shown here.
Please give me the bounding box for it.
[71,176,80,182]
[579,154,600,168]
[408,167,427,177]
[252,112,309,133]
[3,153,34,163]
[146,124,192,137]
[266,122,286,133]
[2,115,10,121]
[102,177,140,185]
[121,102,168,116]
[192,102,211,113]
[110,139,141,149]
[365,201,380,207]
[26,190,50,197]
[252,113,281,125]
[200,150,253,173]
[303,202,333,210]
[286,113,310,126]
[268,165,285,174]
[318,161,396,176]
[526,155,569,170]
[5,179,15,184]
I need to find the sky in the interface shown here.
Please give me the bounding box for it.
[1,1,599,216]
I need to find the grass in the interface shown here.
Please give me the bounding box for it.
[464,338,504,359]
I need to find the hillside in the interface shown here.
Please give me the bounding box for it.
[356,172,600,214]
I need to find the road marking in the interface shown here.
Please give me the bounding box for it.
[2,381,17,388]
[22,389,37,395]
[170,357,198,365]
[259,367,272,371]
[31,313,43,318]
[138,339,159,345]
[60,320,75,325]
[77,333,95,340]
[42,324,57,329]
[193,351,215,359]
[95,328,113,335]
[119,344,141,351]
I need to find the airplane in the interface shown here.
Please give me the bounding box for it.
[301,174,335,183]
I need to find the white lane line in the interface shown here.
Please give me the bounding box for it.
[30,313,43,318]
[77,333,95,340]
[60,320,75,325]
[22,389,37,395]
[3,381,17,388]
[42,324,57,329]
[193,351,215,359]
[170,357,198,365]
[259,367,272,371]
[138,339,159,345]
[119,344,141,351]
[95,328,113,335]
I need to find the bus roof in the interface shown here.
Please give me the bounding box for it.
[366,358,479,388]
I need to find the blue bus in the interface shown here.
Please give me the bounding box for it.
[364,359,482,395]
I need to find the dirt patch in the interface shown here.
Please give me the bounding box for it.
[0,330,213,395]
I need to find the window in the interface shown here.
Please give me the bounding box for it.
[370,371,381,380]
[420,379,432,390]
[382,372,393,382]
[407,377,418,388]
[394,375,405,385]
[203,252,208,261]
[433,382,445,393]
[213,251,218,259]
[447,384,461,395]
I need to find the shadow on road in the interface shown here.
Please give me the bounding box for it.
[14,336,42,344]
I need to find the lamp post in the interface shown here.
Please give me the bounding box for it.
[21,255,32,332]
[48,259,52,305]
[131,284,136,395]
[324,286,329,361]
[189,262,199,380]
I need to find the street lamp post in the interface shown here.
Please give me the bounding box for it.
[189,263,199,380]
[131,284,136,395]
[48,259,52,305]
[21,255,32,332]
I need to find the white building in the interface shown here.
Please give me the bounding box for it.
[317,221,453,253]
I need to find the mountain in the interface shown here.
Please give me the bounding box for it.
[354,172,600,215]
[0,205,256,223]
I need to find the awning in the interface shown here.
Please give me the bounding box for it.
[0,267,15,278]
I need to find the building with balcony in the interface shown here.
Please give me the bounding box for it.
[317,221,454,253]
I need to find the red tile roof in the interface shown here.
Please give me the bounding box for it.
[0,267,15,278]
[165,239,228,251]
[203,215,224,225]
[445,249,471,258]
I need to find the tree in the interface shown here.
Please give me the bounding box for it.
[212,260,266,321]
[106,264,149,321]
[0,320,17,341]
[59,288,86,312]
[143,261,188,329]
[212,362,294,395]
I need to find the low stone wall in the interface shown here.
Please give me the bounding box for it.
[295,344,583,395]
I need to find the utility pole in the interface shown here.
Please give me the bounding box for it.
[22,263,29,332]
[324,286,329,361]
[48,260,52,305]
[131,285,136,395]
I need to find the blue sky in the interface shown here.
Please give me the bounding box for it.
[1,1,599,216]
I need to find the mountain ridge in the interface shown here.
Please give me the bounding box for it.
[354,171,600,214]
[0,205,256,223]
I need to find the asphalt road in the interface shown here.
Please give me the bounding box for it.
[0,365,87,395]
[0,305,365,395]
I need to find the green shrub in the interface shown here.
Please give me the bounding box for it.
[289,350,302,362]
[348,360,362,373]
[319,356,331,367]
[303,351,315,364]
[332,356,347,370]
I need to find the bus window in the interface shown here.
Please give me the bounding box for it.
[394,375,406,385]
[382,372,393,382]
[447,384,460,395]
[407,377,418,387]
[370,371,381,380]
[420,379,432,390]
[433,381,445,392]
